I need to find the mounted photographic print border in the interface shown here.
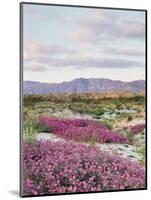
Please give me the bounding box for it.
[20,2,147,197]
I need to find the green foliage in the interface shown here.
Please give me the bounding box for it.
[100,119,113,129]
[23,120,37,143]
[23,111,50,143]
[127,131,134,145]
[93,115,101,119]
[23,94,145,144]
[90,136,98,145]
[127,115,133,122]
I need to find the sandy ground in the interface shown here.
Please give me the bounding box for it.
[96,143,142,162]
[37,132,64,142]
[50,108,94,120]
[36,132,142,162]
[36,109,145,163]
[50,108,145,126]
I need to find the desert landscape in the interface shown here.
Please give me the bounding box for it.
[23,78,146,195]
[22,4,146,196]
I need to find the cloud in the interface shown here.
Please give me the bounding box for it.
[25,53,144,71]
[24,38,144,71]
[103,47,145,57]
[70,28,97,43]
[24,39,77,63]
[50,56,143,68]
[24,64,47,72]
[111,21,145,39]
[70,22,145,44]
[23,8,145,72]
[69,11,145,44]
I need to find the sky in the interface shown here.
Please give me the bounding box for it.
[23,4,146,83]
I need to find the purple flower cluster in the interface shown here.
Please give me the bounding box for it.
[38,117,128,144]
[23,141,145,196]
[130,124,145,134]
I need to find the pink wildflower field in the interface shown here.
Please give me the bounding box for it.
[38,117,129,144]
[23,117,146,196]
[23,141,145,196]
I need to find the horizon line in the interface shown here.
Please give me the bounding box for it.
[23,77,145,84]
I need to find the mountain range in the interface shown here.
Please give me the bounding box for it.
[24,78,145,95]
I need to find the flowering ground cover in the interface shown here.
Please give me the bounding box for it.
[38,117,128,144]
[130,124,145,134]
[23,141,145,196]
[23,94,146,196]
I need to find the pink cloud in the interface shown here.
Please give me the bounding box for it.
[69,13,145,44]
[70,28,95,43]
[24,39,77,62]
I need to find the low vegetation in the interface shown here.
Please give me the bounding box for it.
[23,141,145,196]
[23,93,146,195]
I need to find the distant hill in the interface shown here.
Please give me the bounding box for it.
[24,78,145,95]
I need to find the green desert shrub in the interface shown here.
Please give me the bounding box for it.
[127,131,134,145]
[100,120,113,129]
[127,115,133,122]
